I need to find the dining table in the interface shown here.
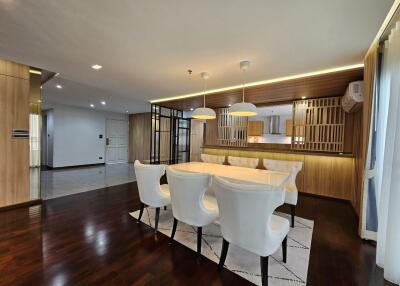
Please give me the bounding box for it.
[169,162,290,188]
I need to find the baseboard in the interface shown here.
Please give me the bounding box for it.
[44,163,105,170]
[0,199,42,212]
[299,192,350,203]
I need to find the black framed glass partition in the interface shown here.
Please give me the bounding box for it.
[150,104,191,164]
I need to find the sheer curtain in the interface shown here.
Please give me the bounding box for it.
[374,21,400,284]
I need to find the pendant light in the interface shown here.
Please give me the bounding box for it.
[229,60,257,116]
[192,72,216,120]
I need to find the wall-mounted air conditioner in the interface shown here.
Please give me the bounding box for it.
[342,81,364,113]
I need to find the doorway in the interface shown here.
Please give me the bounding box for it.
[105,119,128,164]
[150,104,191,164]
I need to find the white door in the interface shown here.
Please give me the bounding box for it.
[105,119,128,164]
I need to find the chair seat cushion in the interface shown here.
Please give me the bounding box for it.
[284,187,298,205]
[159,184,171,206]
[204,194,218,211]
[270,214,290,238]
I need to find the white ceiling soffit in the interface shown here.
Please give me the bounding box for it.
[0,0,394,112]
[42,77,150,113]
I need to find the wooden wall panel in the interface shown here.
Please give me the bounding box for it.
[351,108,363,216]
[0,59,30,208]
[0,59,30,80]
[303,155,354,200]
[204,118,218,146]
[128,113,151,163]
[190,119,204,162]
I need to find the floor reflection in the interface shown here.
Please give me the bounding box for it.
[30,167,41,200]
[41,163,136,200]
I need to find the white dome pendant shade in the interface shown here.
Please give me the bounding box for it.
[229,101,257,116]
[192,107,216,119]
[192,72,216,120]
[229,60,258,117]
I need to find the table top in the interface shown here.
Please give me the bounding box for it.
[170,162,290,187]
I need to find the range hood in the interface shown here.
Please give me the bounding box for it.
[265,115,280,134]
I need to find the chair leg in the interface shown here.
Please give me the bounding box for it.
[282,235,287,263]
[137,202,145,223]
[290,205,296,227]
[154,207,160,233]
[170,218,178,243]
[218,239,229,270]
[197,227,202,255]
[260,256,269,286]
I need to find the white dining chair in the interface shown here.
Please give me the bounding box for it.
[227,156,259,169]
[166,167,219,255]
[134,160,171,233]
[263,159,303,227]
[200,153,225,165]
[212,175,289,286]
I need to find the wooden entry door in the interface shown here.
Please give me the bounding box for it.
[105,119,128,164]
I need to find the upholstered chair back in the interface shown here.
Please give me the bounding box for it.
[263,159,302,205]
[212,175,285,256]
[200,153,225,164]
[134,160,167,207]
[227,156,259,169]
[166,167,216,227]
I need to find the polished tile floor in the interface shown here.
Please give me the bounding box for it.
[41,163,136,199]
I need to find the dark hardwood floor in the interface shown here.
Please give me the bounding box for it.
[0,182,393,286]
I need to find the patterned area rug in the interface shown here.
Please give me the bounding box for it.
[129,207,313,286]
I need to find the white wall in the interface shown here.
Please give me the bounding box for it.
[47,110,54,165]
[45,103,128,168]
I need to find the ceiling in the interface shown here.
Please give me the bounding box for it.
[41,77,150,113]
[0,0,393,113]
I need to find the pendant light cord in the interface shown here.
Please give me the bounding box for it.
[203,77,207,108]
[242,69,246,102]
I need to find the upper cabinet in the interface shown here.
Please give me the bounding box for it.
[248,121,264,136]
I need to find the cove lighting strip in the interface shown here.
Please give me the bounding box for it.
[149,63,364,103]
[29,69,42,75]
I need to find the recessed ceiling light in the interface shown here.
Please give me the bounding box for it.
[56,84,62,89]
[37,99,42,103]
[301,96,306,99]
[228,104,232,107]
[126,110,129,113]
[101,101,106,105]
[91,64,102,70]
[190,108,194,111]
[90,104,95,108]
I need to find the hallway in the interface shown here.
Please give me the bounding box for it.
[40,163,136,199]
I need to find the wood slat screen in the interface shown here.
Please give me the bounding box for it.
[291,97,345,152]
[217,108,248,147]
